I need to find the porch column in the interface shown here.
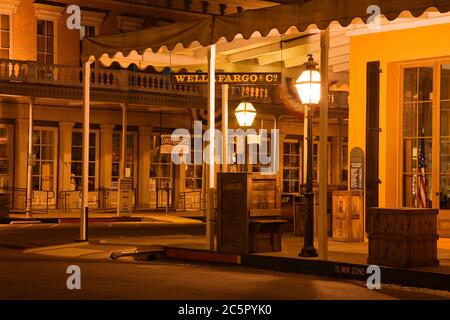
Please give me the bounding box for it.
[207,44,216,250]
[221,84,228,172]
[99,123,114,189]
[25,98,34,217]
[138,126,152,208]
[58,121,74,209]
[81,59,93,241]
[120,103,127,180]
[15,118,28,210]
[318,28,330,260]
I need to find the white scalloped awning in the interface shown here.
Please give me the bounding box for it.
[82,0,450,64]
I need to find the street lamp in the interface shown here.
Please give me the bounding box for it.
[296,54,320,258]
[235,101,256,171]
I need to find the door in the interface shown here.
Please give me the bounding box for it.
[149,136,174,209]
[401,60,450,223]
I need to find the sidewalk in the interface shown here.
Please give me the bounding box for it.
[23,233,450,291]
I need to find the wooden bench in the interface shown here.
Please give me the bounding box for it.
[249,210,288,253]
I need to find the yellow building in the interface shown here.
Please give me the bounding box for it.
[0,0,349,215]
[349,14,450,236]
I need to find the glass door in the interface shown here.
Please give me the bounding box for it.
[439,64,450,210]
[149,136,174,209]
[401,60,450,219]
[402,66,434,208]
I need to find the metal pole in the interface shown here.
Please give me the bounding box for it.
[318,28,330,260]
[25,97,34,218]
[81,60,92,241]
[300,104,318,257]
[207,44,216,250]
[222,84,228,172]
[303,108,308,185]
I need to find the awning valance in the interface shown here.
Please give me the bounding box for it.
[82,0,450,61]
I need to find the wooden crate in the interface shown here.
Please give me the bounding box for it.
[367,208,439,268]
[332,191,364,242]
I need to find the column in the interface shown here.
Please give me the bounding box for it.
[99,123,114,189]
[58,121,74,209]
[15,119,28,191]
[138,126,152,208]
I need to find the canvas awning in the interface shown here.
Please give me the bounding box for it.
[82,0,450,61]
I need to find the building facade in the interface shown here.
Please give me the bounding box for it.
[0,0,349,215]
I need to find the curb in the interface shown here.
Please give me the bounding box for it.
[161,247,450,292]
[23,241,89,253]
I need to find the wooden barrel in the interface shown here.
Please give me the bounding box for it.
[367,208,439,268]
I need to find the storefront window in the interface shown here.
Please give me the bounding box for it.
[402,67,433,208]
[283,141,300,193]
[252,133,272,174]
[440,64,450,209]
[0,127,9,188]
[71,131,97,191]
[150,136,173,207]
[32,128,57,191]
[185,137,202,190]
[112,132,136,185]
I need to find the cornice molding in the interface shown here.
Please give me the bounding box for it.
[33,3,64,21]
[0,0,20,14]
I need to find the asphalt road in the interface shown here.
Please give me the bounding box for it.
[0,223,449,300]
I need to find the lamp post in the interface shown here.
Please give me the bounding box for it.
[235,101,256,172]
[295,54,321,257]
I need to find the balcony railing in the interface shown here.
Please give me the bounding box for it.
[0,59,276,102]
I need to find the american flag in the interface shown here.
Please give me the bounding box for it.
[417,139,427,208]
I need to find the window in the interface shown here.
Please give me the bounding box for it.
[251,133,273,174]
[0,126,9,188]
[0,14,10,59]
[37,19,54,65]
[185,137,202,190]
[283,141,301,193]
[32,128,57,191]
[112,132,136,184]
[79,25,95,67]
[440,64,450,209]
[402,66,433,208]
[71,131,97,191]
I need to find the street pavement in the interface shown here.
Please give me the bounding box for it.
[0,222,450,300]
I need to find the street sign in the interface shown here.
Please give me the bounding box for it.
[171,72,282,85]
[350,147,364,191]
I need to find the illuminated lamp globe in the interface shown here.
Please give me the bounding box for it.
[235,102,256,128]
[295,54,321,105]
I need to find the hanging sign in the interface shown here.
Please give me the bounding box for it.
[160,135,190,154]
[171,72,282,85]
[350,147,364,191]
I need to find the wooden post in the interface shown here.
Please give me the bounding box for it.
[318,28,330,260]
[207,44,216,250]
[222,84,228,172]
[81,59,93,241]
[25,97,34,218]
